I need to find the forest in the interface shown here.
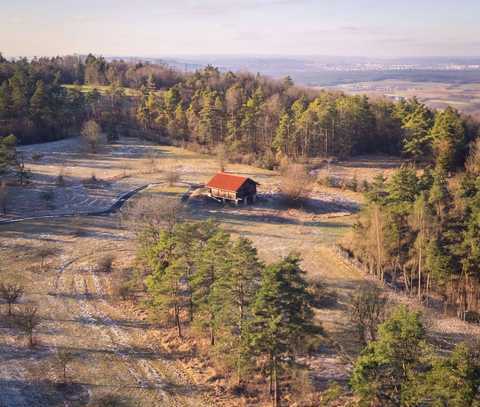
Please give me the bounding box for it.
[1,53,478,167]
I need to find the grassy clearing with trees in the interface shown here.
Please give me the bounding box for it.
[2,51,480,406]
[138,219,322,405]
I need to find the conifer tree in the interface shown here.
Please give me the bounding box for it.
[246,254,318,406]
[351,306,426,406]
[401,103,433,161]
[191,230,231,345]
[431,106,466,173]
[145,257,188,338]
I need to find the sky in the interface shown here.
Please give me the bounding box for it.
[2,0,480,58]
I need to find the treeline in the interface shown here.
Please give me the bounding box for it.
[0,53,180,89]
[347,129,480,318]
[0,62,87,143]
[137,219,321,405]
[2,52,477,165]
[136,67,478,166]
[0,53,139,143]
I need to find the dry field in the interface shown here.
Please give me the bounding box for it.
[1,137,478,406]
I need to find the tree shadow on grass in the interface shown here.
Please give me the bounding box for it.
[0,378,89,406]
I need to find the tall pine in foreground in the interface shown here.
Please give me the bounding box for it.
[246,254,319,407]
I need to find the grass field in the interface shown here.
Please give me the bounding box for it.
[2,137,478,405]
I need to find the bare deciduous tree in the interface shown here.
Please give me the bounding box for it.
[350,285,388,346]
[123,195,183,237]
[0,180,8,214]
[81,120,103,153]
[56,349,75,383]
[278,163,313,207]
[216,144,227,172]
[37,244,58,271]
[164,165,181,186]
[0,283,24,316]
[15,305,40,347]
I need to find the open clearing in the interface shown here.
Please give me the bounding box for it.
[1,137,479,405]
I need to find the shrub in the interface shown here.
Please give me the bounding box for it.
[361,179,370,192]
[39,190,55,202]
[111,271,135,300]
[350,285,388,345]
[96,254,114,273]
[0,283,24,316]
[0,180,8,214]
[165,166,180,186]
[14,305,40,347]
[347,175,358,192]
[259,149,277,170]
[56,166,67,186]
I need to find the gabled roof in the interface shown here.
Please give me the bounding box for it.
[206,172,257,192]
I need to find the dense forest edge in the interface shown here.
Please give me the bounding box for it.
[3,53,480,405]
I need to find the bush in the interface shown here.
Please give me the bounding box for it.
[56,167,67,186]
[319,382,347,406]
[96,254,114,273]
[83,173,100,186]
[346,175,358,192]
[81,120,103,153]
[307,277,338,308]
[278,163,313,207]
[39,190,55,202]
[464,310,480,324]
[111,271,135,300]
[164,167,180,186]
[361,179,370,192]
[350,285,388,345]
[258,149,277,170]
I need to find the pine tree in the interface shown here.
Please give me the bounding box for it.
[0,81,12,118]
[273,111,292,156]
[431,107,466,173]
[222,237,263,382]
[198,91,216,145]
[9,70,29,117]
[402,103,433,161]
[191,229,231,345]
[404,343,480,406]
[145,257,188,338]
[386,165,419,205]
[29,80,50,124]
[246,254,318,406]
[350,306,427,406]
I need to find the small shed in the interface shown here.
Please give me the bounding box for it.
[206,172,258,205]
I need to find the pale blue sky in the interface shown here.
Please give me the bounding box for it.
[2,0,480,57]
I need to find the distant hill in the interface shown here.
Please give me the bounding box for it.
[110,55,480,86]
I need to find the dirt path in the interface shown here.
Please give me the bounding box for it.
[0,216,204,406]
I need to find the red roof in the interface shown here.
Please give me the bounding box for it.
[206,172,256,192]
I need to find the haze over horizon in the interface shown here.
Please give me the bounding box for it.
[2,0,480,59]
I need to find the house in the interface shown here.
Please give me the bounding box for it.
[206,172,258,205]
